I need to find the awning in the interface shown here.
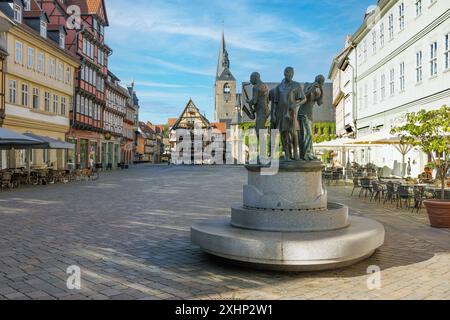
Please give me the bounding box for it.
[0,128,48,149]
[314,137,355,149]
[23,133,75,150]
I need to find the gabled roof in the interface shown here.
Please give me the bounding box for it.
[67,0,109,26]
[171,99,210,130]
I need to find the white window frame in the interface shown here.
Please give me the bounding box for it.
[15,41,23,64]
[445,34,450,70]
[381,74,386,100]
[45,92,51,112]
[415,0,422,16]
[58,62,63,81]
[32,88,39,109]
[373,78,378,104]
[399,62,405,91]
[61,96,66,116]
[53,95,58,114]
[13,4,22,23]
[372,30,377,54]
[37,52,44,73]
[380,23,385,48]
[9,80,17,104]
[24,0,31,11]
[27,47,34,69]
[59,32,65,49]
[399,3,405,31]
[21,84,28,107]
[416,51,423,83]
[40,21,47,38]
[49,58,55,78]
[65,66,71,84]
[430,41,438,76]
[389,68,395,96]
[388,14,394,40]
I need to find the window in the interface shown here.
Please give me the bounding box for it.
[381,74,386,100]
[415,0,422,16]
[15,41,23,64]
[363,40,367,61]
[389,68,395,96]
[399,62,405,91]
[37,52,44,73]
[59,32,65,49]
[21,84,28,107]
[40,20,47,38]
[27,47,34,68]
[380,23,385,48]
[372,31,377,54]
[49,58,55,78]
[364,84,368,109]
[65,66,71,84]
[9,80,16,104]
[388,14,394,40]
[58,62,63,81]
[53,95,58,113]
[24,0,31,11]
[13,4,22,23]
[416,51,423,82]
[32,88,39,109]
[61,97,66,116]
[399,3,405,31]
[45,92,50,112]
[80,96,85,115]
[430,41,438,76]
[445,34,450,70]
[373,78,378,104]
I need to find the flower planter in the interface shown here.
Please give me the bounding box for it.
[423,200,450,228]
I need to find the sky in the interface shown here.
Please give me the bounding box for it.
[105,0,376,125]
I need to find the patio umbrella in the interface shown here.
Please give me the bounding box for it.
[349,130,413,177]
[0,128,48,149]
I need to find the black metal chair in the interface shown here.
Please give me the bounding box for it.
[397,185,414,209]
[412,186,429,213]
[370,181,385,202]
[351,178,361,196]
[359,178,373,198]
[384,182,399,205]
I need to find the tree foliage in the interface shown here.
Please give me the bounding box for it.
[391,106,450,199]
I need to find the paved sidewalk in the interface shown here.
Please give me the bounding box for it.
[0,165,449,300]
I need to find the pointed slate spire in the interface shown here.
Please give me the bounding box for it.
[216,30,235,81]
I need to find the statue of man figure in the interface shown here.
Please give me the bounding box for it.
[272,67,306,161]
[298,75,325,161]
[246,72,270,143]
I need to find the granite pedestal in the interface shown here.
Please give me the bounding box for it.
[191,161,385,271]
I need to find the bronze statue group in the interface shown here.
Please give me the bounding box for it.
[245,67,325,162]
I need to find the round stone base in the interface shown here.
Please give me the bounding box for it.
[191,216,385,271]
[231,202,349,232]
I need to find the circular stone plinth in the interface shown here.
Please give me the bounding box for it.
[231,202,349,232]
[191,216,385,271]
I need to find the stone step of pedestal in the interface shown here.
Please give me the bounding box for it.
[191,216,385,272]
[231,202,349,232]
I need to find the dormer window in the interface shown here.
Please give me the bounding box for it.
[59,32,65,49]
[13,4,22,23]
[23,0,31,11]
[40,20,47,38]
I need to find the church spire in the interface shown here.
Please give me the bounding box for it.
[216,30,235,81]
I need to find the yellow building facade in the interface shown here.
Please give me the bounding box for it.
[0,11,79,170]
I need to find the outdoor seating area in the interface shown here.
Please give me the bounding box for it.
[350,176,450,213]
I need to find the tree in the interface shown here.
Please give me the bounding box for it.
[391,106,450,200]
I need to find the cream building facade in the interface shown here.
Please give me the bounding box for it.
[352,0,450,176]
[0,3,79,170]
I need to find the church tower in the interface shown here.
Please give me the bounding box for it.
[214,31,236,126]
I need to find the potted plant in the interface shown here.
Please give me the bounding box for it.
[391,106,450,228]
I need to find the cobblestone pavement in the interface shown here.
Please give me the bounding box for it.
[0,165,449,300]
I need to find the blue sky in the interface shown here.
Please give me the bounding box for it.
[106,0,375,125]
